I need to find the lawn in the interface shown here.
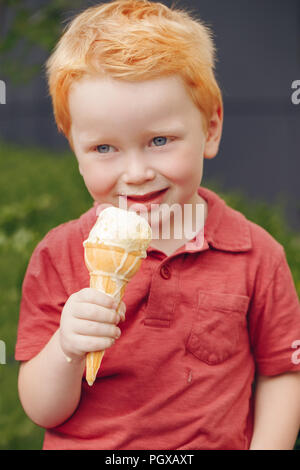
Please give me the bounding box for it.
[0,139,299,449]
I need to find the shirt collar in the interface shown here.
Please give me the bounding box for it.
[183,187,252,253]
[82,187,252,254]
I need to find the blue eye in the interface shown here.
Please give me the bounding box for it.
[96,144,113,153]
[152,136,168,147]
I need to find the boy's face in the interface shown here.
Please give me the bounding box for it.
[69,74,222,225]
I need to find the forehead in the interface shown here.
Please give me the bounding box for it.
[68,74,199,131]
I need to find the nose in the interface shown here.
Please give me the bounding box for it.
[121,151,155,184]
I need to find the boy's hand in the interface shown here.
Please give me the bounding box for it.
[59,288,124,362]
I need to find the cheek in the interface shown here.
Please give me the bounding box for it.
[164,148,203,183]
[80,162,117,196]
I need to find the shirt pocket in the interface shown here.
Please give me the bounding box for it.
[186,290,250,365]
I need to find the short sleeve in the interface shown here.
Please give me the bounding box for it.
[248,249,300,376]
[15,238,68,361]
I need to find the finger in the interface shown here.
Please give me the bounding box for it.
[117,301,126,322]
[73,319,121,339]
[74,302,120,324]
[75,334,116,353]
[72,288,117,309]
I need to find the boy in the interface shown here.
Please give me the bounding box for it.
[15,0,300,450]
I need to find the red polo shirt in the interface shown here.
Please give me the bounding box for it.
[15,187,300,450]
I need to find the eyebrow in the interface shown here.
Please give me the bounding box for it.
[145,124,185,135]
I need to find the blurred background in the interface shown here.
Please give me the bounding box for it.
[0,0,299,450]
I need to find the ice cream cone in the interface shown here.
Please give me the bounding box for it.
[84,242,145,386]
[83,207,151,386]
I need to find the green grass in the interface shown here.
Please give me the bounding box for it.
[0,139,299,450]
[0,140,92,450]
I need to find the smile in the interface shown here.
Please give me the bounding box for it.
[118,188,169,211]
[120,188,169,203]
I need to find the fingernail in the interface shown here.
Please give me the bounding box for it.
[120,304,126,322]
[115,328,121,338]
[119,303,126,315]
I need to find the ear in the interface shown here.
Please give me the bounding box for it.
[204,106,223,160]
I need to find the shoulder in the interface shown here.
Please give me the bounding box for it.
[24,206,96,293]
[32,206,96,265]
[220,205,293,306]
[228,203,285,265]
[227,206,288,291]
[203,186,287,286]
[239,211,284,259]
[202,186,284,264]
[244,215,285,265]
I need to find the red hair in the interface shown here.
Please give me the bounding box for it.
[45,0,223,146]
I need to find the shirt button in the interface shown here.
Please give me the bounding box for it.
[160,264,171,280]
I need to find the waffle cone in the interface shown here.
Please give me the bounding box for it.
[84,242,144,386]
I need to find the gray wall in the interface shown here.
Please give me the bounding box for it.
[1,0,300,229]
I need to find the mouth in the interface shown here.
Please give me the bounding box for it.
[120,188,169,203]
[118,188,169,211]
